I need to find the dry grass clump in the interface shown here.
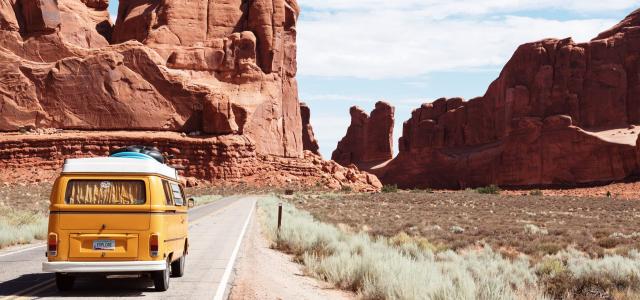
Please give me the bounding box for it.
[258,197,545,300]
[524,224,549,236]
[293,191,640,258]
[536,249,640,299]
[0,208,48,248]
[262,195,640,300]
[192,195,222,206]
[388,232,447,254]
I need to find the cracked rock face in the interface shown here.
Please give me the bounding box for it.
[0,0,303,158]
[380,9,640,189]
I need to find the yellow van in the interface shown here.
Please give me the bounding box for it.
[42,149,194,291]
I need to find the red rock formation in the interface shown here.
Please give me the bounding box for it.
[332,101,394,167]
[383,9,640,189]
[0,0,302,157]
[20,0,61,34]
[0,131,380,192]
[0,0,382,191]
[300,102,320,155]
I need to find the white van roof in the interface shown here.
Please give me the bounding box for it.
[62,157,179,180]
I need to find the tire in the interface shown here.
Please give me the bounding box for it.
[170,254,186,278]
[152,258,171,292]
[55,273,75,292]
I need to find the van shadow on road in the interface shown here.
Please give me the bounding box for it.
[0,273,159,298]
[0,273,53,297]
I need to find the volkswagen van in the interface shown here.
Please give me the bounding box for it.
[42,150,194,291]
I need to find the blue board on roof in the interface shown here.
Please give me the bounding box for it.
[110,152,157,161]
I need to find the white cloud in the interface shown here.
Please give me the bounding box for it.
[297,1,634,79]
[300,0,637,16]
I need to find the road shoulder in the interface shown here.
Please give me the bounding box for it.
[228,206,354,300]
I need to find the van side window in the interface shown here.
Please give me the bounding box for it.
[170,183,184,206]
[162,180,173,205]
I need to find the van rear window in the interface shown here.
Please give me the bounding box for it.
[65,180,146,205]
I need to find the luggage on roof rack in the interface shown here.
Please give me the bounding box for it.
[109,146,166,164]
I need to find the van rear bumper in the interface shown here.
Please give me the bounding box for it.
[43,261,166,273]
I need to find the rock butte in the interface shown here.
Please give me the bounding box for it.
[335,8,640,189]
[332,101,395,168]
[300,102,320,156]
[0,0,381,191]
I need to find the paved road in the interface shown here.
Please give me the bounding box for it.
[0,196,256,299]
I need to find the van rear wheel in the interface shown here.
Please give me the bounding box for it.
[152,258,170,291]
[55,273,75,291]
[171,254,186,277]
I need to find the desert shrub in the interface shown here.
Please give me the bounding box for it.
[598,237,622,249]
[536,258,567,277]
[258,197,542,300]
[340,185,353,193]
[450,225,465,234]
[530,189,544,196]
[389,232,443,255]
[534,242,564,255]
[536,249,640,298]
[0,208,48,248]
[610,232,640,239]
[381,184,398,193]
[476,185,501,195]
[525,224,549,236]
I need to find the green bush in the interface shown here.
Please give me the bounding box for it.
[476,185,502,195]
[381,184,398,193]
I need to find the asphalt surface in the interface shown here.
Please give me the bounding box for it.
[0,196,256,299]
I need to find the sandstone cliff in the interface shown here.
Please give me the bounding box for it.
[379,9,640,188]
[0,0,301,157]
[332,101,395,167]
[0,0,380,191]
[332,9,640,189]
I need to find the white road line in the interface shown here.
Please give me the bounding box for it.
[212,199,255,300]
[0,244,45,258]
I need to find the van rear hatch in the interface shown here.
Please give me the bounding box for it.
[57,179,151,259]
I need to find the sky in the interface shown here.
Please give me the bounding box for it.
[107,1,638,158]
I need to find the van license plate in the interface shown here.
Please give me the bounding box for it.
[93,240,115,251]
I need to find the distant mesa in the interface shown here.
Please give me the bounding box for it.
[333,8,640,189]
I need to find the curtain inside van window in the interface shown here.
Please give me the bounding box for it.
[65,180,146,205]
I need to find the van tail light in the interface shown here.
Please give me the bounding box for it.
[150,233,159,257]
[48,233,58,257]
